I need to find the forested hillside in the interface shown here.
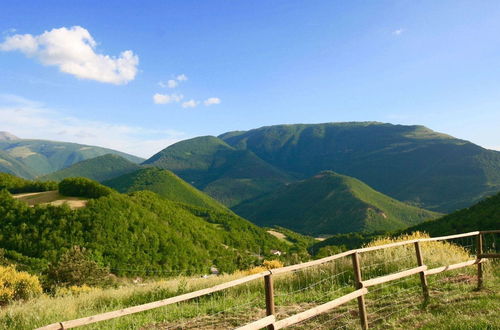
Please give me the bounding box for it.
[143,136,292,206]
[0,177,291,276]
[234,171,440,235]
[0,135,143,179]
[145,122,500,213]
[40,154,142,182]
[103,167,228,212]
[404,191,500,235]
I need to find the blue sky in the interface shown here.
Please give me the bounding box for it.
[1,1,499,157]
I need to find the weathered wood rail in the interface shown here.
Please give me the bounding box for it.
[37,230,499,330]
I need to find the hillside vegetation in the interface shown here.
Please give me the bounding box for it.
[310,191,500,255]
[39,154,141,182]
[103,167,229,212]
[0,177,292,277]
[143,136,292,206]
[0,135,143,179]
[0,172,57,193]
[405,191,500,235]
[146,122,500,212]
[2,232,497,329]
[234,171,440,236]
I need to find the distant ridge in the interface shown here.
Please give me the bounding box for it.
[233,171,440,236]
[0,132,19,141]
[0,138,144,179]
[39,154,142,182]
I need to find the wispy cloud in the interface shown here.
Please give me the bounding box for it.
[392,28,405,36]
[181,99,199,108]
[158,74,188,89]
[153,93,183,104]
[204,97,221,106]
[0,94,184,158]
[0,26,139,84]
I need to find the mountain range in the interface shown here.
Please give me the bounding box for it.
[233,171,440,235]
[0,132,143,179]
[147,122,500,212]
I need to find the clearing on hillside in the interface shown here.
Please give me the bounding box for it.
[12,190,87,209]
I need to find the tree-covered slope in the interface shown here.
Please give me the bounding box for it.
[39,154,142,182]
[103,167,228,212]
[404,191,500,235]
[219,122,500,212]
[233,171,440,236]
[143,136,292,206]
[0,136,144,179]
[0,181,289,275]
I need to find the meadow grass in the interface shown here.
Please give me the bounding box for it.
[0,233,497,329]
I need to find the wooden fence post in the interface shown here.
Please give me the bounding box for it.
[264,273,275,330]
[351,252,368,330]
[477,233,483,290]
[414,241,430,302]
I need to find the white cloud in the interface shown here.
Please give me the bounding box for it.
[153,93,183,104]
[392,29,404,36]
[182,99,199,108]
[176,74,188,81]
[0,26,138,84]
[0,94,185,158]
[167,79,178,88]
[204,97,221,106]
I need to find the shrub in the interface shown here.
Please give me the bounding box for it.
[263,259,284,269]
[46,246,111,288]
[58,177,113,198]
[55,284,100,296]
[0,265,42,305]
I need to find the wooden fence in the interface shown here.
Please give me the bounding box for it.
[37,230,499,330]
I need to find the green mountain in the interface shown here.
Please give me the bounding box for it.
[233,171,440,236]
[143,136,292,206]
[0,134,144,179]
[404,191,500,236]
[218,122,500,212]
[103,167,228,212]
[0,177,289,276]
[310,191,500,254]
[39,154,142,182]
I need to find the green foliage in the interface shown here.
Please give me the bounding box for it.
[40,154,141,182]
[0,189,288,277]
[405,191,500,235]
[46,246,110,288]
[143,136,292,206]
[0,265,42,305]
[234,171,440,236]
[58,177,114,198]
[0,172,57,193]
[103,167,228,212]
[220,122,500,212]
[0,139,143,179]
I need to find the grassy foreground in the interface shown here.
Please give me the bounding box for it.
[0,234,498,329]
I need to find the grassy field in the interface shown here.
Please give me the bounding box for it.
[1,233,498,329]
[12,190,87,208]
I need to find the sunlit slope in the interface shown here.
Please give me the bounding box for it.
[103,167,229,212]
[0,137,143,179]
[39,154,142,182]
[220,122,500,212]
[143,136,292,206]
[233,171,440,236]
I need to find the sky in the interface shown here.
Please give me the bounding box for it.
[1,0,500,158]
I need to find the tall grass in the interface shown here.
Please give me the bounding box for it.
[0,232,495,329]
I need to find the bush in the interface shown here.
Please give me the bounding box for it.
[58,177,113,198]
[46,246,111,288]
[55,284,100,296]
[0,265,42,305]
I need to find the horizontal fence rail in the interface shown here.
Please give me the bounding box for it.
[37,230,499,330]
